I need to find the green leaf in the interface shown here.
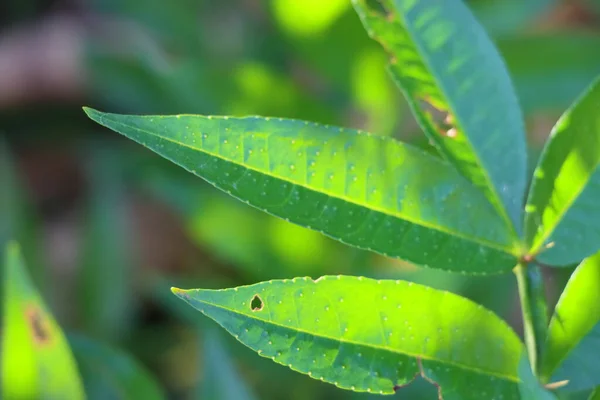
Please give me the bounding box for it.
[1,242,85,399]
[199,329,257,400]
[69,334,165,400]
[498,33,600,113]
[79,144,135,340]
[472,0,557,37]
[551,323,600,393]
[171,275,523,397]
[541,251,600,389]
[525,77,600,265]
[518,355,558,400]
[590,387,600,400]
[351,0,527,232]
[0,140,47,295]
[83,108,519,274]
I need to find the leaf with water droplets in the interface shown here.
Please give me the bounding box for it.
[351,0,527,234]
[84,108,519,274]
[525,77,600,265]
[1,242,85,399]
[172,275,523,398]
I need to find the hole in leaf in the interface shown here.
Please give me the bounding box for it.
[25,305,51,345]
[250,295,263,312]
[365,0,389,17]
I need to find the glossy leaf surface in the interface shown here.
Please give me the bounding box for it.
[525,77,600,265]
[352,0,527,231]
[1,243,84,399]
[69,334,165,400]
[172,276,523,397]
[542,252,600,391]
[84,108,518,274]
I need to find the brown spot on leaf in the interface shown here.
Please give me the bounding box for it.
[25,305,51,346]
[419,97,458,140]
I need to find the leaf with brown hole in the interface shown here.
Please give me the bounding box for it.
[1,242,84,399]
[352,0,527,235]
[171,276,524,398]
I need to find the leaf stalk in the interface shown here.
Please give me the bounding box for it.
[515,261,549,376]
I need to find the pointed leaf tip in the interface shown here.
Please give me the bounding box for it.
[170,287,185,297]
[82,107,101,121]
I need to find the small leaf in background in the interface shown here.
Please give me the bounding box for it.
[172,276,523,398]
[471,0,557,37]
[271,0,349,37]
[79,144,136,341]
[69,334,165,400]
[0,140,47,296]
[199,329,257,400]
[350,48,400,135]
[518,354,558,400]
[541,251,600,393]
[499,34,600,114]
[1,242,85,399]
[352,0,527,232]
[83,108,519,274]
[525,76,600,266]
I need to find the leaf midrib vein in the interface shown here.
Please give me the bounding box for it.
[378,3,521,241]
[196,298,520,383]
[98,116,516,255]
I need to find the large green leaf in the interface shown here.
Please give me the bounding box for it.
[69,334,165,400]
[351,0,527,232]
[84,108,519,274]
[525,77,600,265]
[541,252,600,390]
[171,275,523,398]
[1,242,85,399]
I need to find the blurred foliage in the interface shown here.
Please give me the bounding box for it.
[0,0,598,397]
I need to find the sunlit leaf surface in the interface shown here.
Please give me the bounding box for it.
[525,77,600,265]
[1,243,84,399]
[172,275,523,398]
[352,0,527,233]
[84,108,519,274]
[542,252,600,392]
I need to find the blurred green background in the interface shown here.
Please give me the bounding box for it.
[1,0,599,398]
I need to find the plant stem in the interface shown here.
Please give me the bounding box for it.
[515,262,549,376]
